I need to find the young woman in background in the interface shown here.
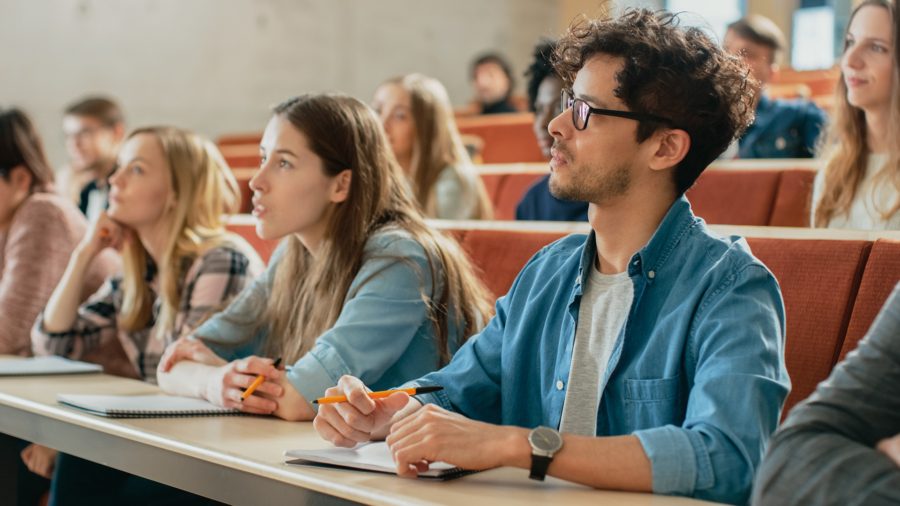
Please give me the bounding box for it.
[372,74,493,220]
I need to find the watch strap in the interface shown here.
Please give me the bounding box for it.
[529,454,553,481]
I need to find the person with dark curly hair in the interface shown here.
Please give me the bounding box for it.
[313,9,788,505]
[515,40,590,222]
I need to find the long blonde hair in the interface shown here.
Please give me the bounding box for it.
[815,0,900,227]
[118,126,246,339]
[258,94,493,365]
[384,74,493,220]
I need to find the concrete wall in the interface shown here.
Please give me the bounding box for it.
[0,0,558,166]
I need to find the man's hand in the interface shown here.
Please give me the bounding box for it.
[877,433,900,467]
[385,404,530,478]
[20,444,59,479]
[313,375,412,447]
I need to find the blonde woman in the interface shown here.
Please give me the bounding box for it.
[813,0,899,229]
[35,126,264,379]
[372,74,493,219]
[156,93,494,422]
[34,126,263,505]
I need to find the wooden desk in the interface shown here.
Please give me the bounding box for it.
[0,370,724,506]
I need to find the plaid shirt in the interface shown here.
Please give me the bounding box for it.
[32,245,263,383]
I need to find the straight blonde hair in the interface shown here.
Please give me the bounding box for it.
[384,74,493,220]
[257,94,494,365]
[118,126,248,339]
[815,0,900,227]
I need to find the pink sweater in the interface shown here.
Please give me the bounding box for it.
[0,193,120,359]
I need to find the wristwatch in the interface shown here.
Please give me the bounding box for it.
[528,426,563,481]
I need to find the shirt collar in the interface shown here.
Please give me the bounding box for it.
[577,195,696,285]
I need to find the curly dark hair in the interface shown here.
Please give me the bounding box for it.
[525,40,558,112]
[553,8,757,194]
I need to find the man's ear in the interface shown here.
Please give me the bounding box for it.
[331,170,352,203]
[8,166,33,194]
[648,129,690,172]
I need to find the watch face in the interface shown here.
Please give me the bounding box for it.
[529,426,563,453]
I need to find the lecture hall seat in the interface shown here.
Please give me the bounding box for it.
[838,239,900,362]
[744,238,871,417]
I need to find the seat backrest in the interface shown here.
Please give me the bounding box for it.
[747,238,871,417]
[458,229,572,299]
[768,168,817,227]
[686,170,782,226]
[457,114,545,164]
[491,173,547,220]
[840,239,900,361]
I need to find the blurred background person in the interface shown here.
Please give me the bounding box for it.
[812,0,899,230]
[471,53,519,114]
[372,74,493,219]
[0,107,120,505]
[58,97,126,222]
[515,40,589,221]
[724,15,827,159]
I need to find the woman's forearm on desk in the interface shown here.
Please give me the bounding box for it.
[42,248,93,333]
[157,360,213,399]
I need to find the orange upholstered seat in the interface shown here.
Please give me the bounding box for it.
[839,239,900,361]
[458,229,571,299]
[769,168,817,227]
[686,170,782,226]
[747,238,870,417]
[456,114,545,164]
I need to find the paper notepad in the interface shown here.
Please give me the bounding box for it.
[0,357,102,377]
[57,394,248,418]
[284,442,478,481]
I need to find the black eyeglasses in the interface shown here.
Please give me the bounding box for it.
[561,89,674,131]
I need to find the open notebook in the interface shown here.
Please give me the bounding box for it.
[0,357,102,377]
[284,442,479,481]
[57,394,248,418]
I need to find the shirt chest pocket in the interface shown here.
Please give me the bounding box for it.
[623,375,686,429]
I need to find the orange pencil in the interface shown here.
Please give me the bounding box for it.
[312,385,443,404]
[240,358,282,402]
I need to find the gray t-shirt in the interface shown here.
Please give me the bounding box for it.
[559,265,634,436]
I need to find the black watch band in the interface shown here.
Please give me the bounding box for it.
[529,454,553,481]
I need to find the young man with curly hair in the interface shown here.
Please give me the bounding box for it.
[313,9,790,505]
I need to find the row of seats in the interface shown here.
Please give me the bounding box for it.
[224,216,900,419]
[230,162,819,226]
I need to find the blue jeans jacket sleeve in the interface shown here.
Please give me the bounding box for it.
[634,264,789,504]
[288,235,439,410]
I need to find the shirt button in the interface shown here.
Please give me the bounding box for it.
[557,381,564,390]
[648,270,656,279]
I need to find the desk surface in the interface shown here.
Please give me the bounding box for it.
[0,367,723,506]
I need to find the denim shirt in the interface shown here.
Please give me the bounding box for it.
[406,196,790,505]
[738,95,827,159]
[193,228,460,411]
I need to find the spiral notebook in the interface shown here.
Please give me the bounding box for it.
[0,356,102,377]
[284,442,479,481]
[56,394,247,418]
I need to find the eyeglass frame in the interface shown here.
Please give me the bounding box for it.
[561,89,675,131]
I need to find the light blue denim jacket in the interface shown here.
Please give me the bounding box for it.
[406,196,790,505]
[193,228,460,411]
